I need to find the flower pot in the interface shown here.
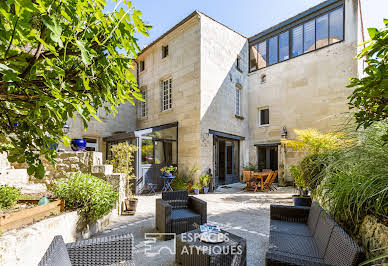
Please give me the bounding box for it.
[71,139,87,151]
[292,195,312,207]
[193,189,200,195]
[203,187,209,194]
[125,198,138,212]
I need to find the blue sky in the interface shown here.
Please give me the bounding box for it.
[106,0,385,48]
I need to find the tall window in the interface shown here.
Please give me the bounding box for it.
[162,45,168,58]
[279,31,289,62]
[235,87,241,116]
[268,36,278,65]
[236,56,241,71]
[138,89,147,118]
[161,78,172,111]
[258,108,269,126]
[249,6,344,72]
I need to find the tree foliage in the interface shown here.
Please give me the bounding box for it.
[348,19,388,141]
[0,0,150,178]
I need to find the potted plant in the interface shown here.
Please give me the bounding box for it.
[161,166,177,177]
[107,142,138,214]
[289,165,312,206]
[70,138,87,151]
[200,174,210,194]
[191,183,201,195]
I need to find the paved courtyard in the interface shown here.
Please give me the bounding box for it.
[95,183,295,266]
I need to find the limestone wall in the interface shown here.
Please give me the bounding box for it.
[199,14,249,175]
[358,215,388,260]
[136,15,202,171]
[247,0,361,183]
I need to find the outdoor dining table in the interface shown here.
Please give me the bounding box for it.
[252,172,269,192]
[161,175,175,192]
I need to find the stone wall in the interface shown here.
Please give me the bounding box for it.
[358,215,388,260]
[247,0,361,183]
[0,209,116,266]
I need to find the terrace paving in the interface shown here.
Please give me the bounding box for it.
[95,183,295,266]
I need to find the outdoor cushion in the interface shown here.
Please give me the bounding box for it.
[313,211,336,257]
[324,225,365,266]
[171,208,200,220]
[266,249,328,266]
[270,220,312,237]
[307,201,323,233]
[38,235,72,266]
[269,231,321,259]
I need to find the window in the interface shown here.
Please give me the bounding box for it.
[161,78,172,111]
[329,7,343,44]
[235,87,241,116]
[279,31,289,62]
[304,20,315,53]
[248,6,344,72]
[85,138,98,151]
[138,89,147,118]
[316,14,329,48]
[162,45,168,58]
[139,61,145,72]
[257,41,267,69]
[268,36,278,65]
[249,45,258,71]
[236,56,241,71]
[258,108,269,126]
[292,25,303,57]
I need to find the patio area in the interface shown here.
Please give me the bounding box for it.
[94,183,295,266]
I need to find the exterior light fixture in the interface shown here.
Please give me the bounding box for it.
[281,126,288,139]
[63,123,70,134]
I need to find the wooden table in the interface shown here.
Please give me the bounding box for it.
[252,172,269,192]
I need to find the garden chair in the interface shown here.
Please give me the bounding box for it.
[243,170,256,191]
[156,190,207,240]
[263,168,272,172]
[145,175,157,195]
[263,170,278,191]
[39,233,133,266]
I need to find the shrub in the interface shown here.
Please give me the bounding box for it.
[0,185,21,209]
[50,173,117,224]
[171,166,199,191]
[299,154,326,191]
[317,121,388,225]
[199,174,210,187]
[107,142,137,198]
[191,183,201,190]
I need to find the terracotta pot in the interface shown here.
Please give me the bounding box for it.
[187,182,193,193]
[125,198,138,211]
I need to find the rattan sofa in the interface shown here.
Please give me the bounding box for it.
[156,190,207,240]
[39,233,133,266]
[266,202,364,266]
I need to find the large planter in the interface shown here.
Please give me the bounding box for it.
[124,198,138,214]
[71,138,87,151]
[0,200,64,232]
[203,187,209,194]
[292,195,312,207]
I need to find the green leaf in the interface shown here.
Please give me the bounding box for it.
[367,28,378,39]
[43,17,63,47]
[76,39,92,65]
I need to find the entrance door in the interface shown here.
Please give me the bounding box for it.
[214,137,239,186]
[257,145,279,181]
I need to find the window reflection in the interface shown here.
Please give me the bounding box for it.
[329,7,343,44]
[268,36,278,65]
[257,42,267,69]
[292,25,303,57]
[250,45,258,71]
[141,139,153,164]
[279,31,289,62]
[304,20,315,53]
[316,14,329,48]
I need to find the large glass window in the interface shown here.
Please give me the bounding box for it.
[141,139,153,164]
[138,89,147,119]
[249,45,258,71]
[258,108,269,126]
[304,20,315,53]
[268,36,278,65]
[329,7,343,44]
[279,31,289,62]
[235,87,241,116]
[161,78,172,111]
[257,42,267,69]
[292,25,303,57]
[316,14,329,48]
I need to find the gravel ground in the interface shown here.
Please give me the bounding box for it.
[95,183,296,266]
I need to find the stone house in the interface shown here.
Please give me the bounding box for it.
[61,0,362,190]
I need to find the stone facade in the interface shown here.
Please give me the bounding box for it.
[358,215,388,260]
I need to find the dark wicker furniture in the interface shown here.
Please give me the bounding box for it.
[156,190,207,240]
[176,228,247,266]
[266,202,364,266]
[39,233,133,266]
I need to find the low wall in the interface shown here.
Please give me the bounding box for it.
[0,208,117,266]
[358,215,388,259]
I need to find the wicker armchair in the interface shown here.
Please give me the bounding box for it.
[266,202,365,266]
[39,233,133,266]
[156,190,207,240]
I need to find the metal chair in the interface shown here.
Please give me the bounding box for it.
[145,175,157,195]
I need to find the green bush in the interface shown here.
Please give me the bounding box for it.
[50,173,117,224]
[317,121,388,225]
[199,174,210,187]
[299,154,326,191]
[171,167,199,191]
[0,185,21,209]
